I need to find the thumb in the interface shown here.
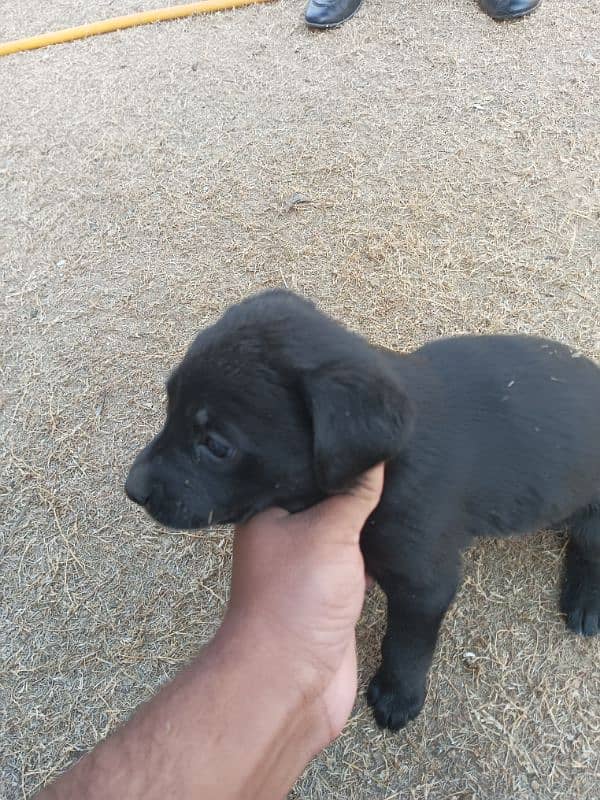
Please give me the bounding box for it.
[341,463,386,508]
[305,463,385,544]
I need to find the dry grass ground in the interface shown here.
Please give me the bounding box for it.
[1,1,599,798]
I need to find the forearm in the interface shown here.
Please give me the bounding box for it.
[37,624,325,800]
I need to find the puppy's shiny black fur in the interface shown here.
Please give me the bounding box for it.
[126,290,600,730]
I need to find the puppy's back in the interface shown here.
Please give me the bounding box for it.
[400,335,600,535]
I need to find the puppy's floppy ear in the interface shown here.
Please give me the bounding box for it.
[303,362,414,493]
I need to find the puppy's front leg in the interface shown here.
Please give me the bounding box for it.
[367,562,460,731]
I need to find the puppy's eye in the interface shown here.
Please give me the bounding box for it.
[204,433,234,460]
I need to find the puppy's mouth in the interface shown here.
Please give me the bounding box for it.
[140,488,325,531]
[143,498,255,531]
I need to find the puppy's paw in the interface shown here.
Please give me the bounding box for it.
[561,548,600,637]
[561,580,600,637]
[366,671,425,731]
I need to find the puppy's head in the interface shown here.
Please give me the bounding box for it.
[125,290,413,529]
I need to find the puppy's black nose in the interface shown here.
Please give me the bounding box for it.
[125,463,152,506]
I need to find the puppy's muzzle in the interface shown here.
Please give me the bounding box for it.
[125,461,153,507]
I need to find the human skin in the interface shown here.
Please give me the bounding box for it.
[36,465,384,800]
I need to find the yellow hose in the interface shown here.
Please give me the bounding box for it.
[0,0,274,57]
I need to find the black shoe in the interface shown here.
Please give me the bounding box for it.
[479,0,541,19]
[304,0,364,29]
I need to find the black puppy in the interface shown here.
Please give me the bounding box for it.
[126,290,600,730]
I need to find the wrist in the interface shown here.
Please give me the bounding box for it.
[212,614,333,755]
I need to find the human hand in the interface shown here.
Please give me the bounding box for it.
[221,464,385,748]
[35,465,384,800]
